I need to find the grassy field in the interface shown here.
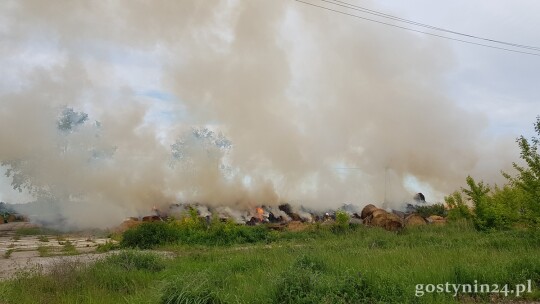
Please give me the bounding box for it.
[1,222,539,303]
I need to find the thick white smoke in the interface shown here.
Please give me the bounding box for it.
[0,0,518,229]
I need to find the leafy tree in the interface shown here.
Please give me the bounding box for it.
[171,127,231,162]
[440,116,540,230]
[461,176,522,230]
[461,176,490,228]
[57,107,88,132]
[170,127,232,174]
[503,116,540,223]
[490,185,526,224]
[2,107,93,195]
[444,191,473,221]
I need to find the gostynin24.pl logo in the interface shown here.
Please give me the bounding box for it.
[415,280,533,297]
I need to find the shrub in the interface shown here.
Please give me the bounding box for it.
[445,191,473,222]
[504,116,540,220]
[451,117,540,230]
[333,210,350,233]
[462,176,516,230]
[121,221,180,249]
[203,221,272,245]
[121,216,275,248]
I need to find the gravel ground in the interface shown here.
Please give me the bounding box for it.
[0,222,114,280]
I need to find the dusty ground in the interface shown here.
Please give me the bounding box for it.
[0,222,114,280]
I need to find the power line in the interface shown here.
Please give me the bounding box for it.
[333,167,363,170]
[324,0,540,52]
[294,0,540,57]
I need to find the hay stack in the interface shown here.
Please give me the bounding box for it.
[287,221,311,232]
[405,214,427,226]
[360,204,378,219]
[427,215,446,225]
[6,214,17,223]
[114,218,142,233]
[366,208,403,231]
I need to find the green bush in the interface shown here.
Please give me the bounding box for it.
[333,210,350,233]
[450,117,540,230]
[203,220,273,245]
[504,116,540,221]
[445,191,473,222]
[121,215,275,249]
[121,221,180,249]
[462,176,523,230]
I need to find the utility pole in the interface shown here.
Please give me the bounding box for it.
[383,167,388,209]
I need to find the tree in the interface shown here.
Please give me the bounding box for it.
[503,116,540,223]
[2,107,96,196]
[448,116,540,230]
[57,107,88,132]
[444,191,473,221]
[170,127,232,171]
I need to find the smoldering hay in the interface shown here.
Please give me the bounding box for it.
[0,0,518,229]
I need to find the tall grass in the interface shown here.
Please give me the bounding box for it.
[121,216,350,249]
[0,251,167,304]
[1,223,540,303]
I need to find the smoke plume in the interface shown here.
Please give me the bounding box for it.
[0,0,518,229]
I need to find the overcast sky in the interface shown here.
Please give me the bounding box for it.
[0,0,539,206]
[379,0,540,136]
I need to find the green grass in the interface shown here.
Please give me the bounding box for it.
[38,235,49,242]
[1,223,540,303]
[95,241,120,253]
[3,249,14,259]
[15,227,59,236]
[62,240,78,255]
[120,218,336,249]
[37,245,52,257]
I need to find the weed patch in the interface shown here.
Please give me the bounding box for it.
[102,250,166,272]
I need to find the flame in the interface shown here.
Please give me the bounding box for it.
[256,207,264,221]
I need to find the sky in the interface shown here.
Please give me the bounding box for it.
[378,0,540,137]
[0,0,539,225]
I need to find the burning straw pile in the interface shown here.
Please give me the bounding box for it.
[117,199,447,249]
